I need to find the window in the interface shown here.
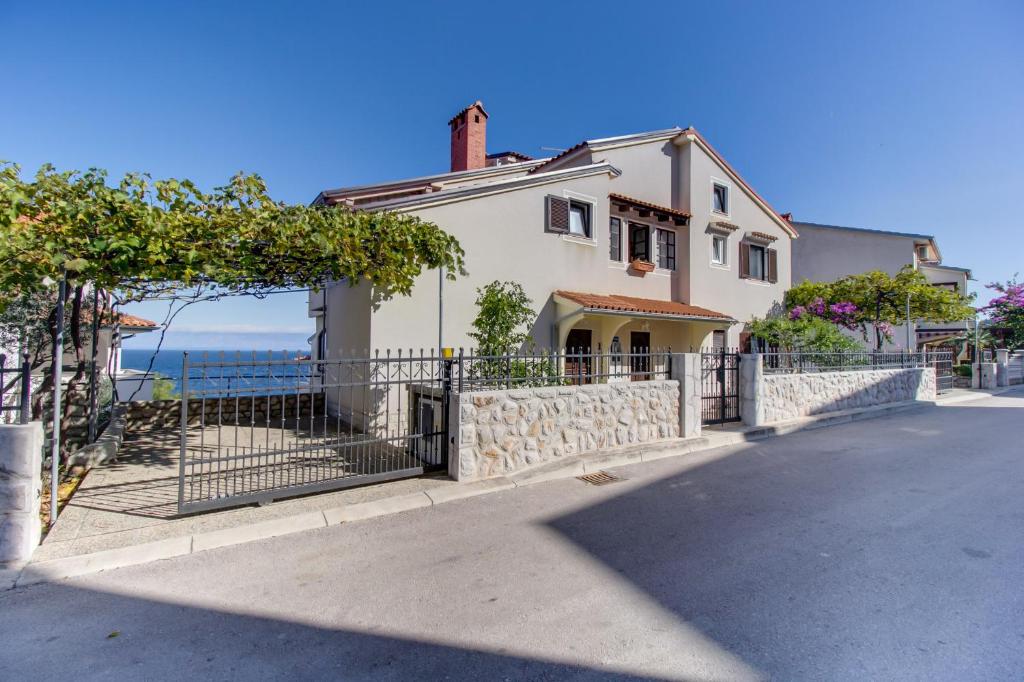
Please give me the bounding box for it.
[609,217,622,261]
[656,228,676,270]
[711,234,727,265]
[629,223,650,262]
[545,195,592,238]
[568,200,591,237]
[712,330,726,349]
[713,182,729,214]
[917,245,930,261]
[749,244,765,280]
[739,242,778,283]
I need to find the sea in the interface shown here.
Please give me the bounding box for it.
[121,349,307,395]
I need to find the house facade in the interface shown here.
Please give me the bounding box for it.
[791,220,972,350]
[309,102,797,359]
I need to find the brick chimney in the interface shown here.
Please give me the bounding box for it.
[449,101,488,172]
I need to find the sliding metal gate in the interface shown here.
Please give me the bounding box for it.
[701,349,741,425]
[178,352,451,514]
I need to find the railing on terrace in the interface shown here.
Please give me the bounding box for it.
[762,351,945,375]
[455,348,672,390]
[0,353,31,425]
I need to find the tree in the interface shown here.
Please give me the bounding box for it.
[786,267,974,350]
[748,314,863,354]
[0,162,466,460]
[467,281,536,355]
[981,276,1024,350]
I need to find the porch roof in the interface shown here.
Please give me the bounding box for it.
[555,291,734,323]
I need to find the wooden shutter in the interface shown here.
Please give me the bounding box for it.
[738,242,750,279]
[545,195,570,233]
[767,248,778,283]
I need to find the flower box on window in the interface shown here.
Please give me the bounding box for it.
[630,259,655,275]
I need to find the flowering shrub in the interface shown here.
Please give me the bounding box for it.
[789,297,859,330]
[982,277,1024,350]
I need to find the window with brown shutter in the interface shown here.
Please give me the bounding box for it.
[738,242,750,279]
[767,248,778,283]
[545,195,570,233]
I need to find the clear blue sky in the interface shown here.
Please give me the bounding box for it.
[3,0,1021,350]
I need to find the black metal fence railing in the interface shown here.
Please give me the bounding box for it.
[0,353,31,425]
[455,348,672,390]
[176,347,674,514]
[761,350,952,376]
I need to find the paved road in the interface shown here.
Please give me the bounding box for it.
[3,390,1023,681]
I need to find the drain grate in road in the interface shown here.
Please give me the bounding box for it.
[577,471,622,486]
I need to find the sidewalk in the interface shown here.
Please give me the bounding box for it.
[9,385,1021,589]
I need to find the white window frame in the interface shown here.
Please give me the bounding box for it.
[710,233,729,268]
[561,189,597,246]
[711,177,731,217]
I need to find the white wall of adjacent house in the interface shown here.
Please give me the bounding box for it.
[791,224,921,351]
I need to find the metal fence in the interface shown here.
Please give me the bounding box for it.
[0,353,31,425]
[177,347,673,514]
[763,351,935,374]
[701,348,741,425]
[178,351,451,514]
[456,348,672,390]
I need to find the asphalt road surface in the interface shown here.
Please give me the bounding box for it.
[3,389,1023,681]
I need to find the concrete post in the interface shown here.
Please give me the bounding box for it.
[0,422,44,564]
[670,353,701,439]
[739,354,763,426]
[996,349,1009,387]
[979,362,998,390]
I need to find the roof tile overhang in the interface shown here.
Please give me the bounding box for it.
[555,291,734,323]
[609,193,690,226]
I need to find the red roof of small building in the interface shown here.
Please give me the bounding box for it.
[555,291,732,321]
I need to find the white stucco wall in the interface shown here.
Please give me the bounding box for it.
[313,131,795,357]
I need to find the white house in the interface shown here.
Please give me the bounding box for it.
[309,102,798,359]
[791,220,972,350]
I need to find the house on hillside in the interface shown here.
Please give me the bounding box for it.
[309,101,798,359]
[791,220,972,352]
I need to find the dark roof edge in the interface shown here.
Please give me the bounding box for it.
[792,220,935,241]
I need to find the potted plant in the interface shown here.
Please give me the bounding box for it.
[630,259,655,275]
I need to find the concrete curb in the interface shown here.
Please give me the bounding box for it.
[9,388,1021,590]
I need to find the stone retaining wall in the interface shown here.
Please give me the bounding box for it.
[450,380,681,481]
[126,393,325,430]
[741,355,936,426]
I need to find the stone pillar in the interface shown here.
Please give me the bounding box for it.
[739,354,763,426]
[996,349,1009,387]
[0,422,44,564]
[979,362,998,390]
[670,353,701,439]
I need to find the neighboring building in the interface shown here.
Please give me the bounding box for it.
[310,101,798,359]
[791,220,972,350]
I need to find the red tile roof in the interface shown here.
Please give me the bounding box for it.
[609,193,691,222]
[555,291,732,321]
[116,313,158,329]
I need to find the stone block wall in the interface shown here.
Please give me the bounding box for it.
[0,422,43,564]
[742,354,936,426]
[450,380,681,481]
[126,393,326,430]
